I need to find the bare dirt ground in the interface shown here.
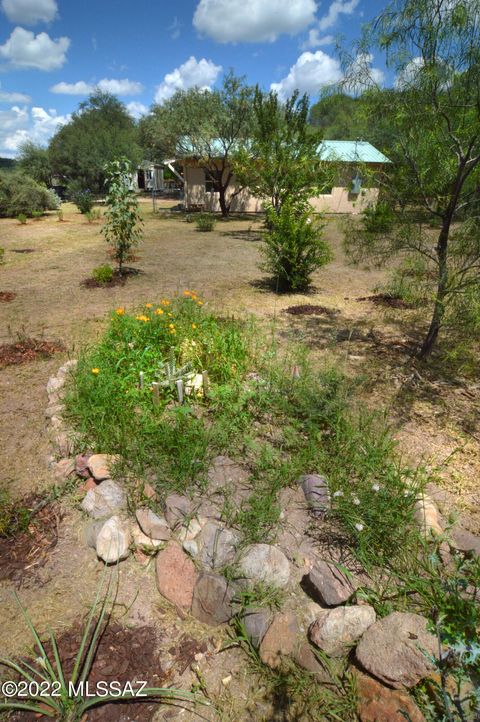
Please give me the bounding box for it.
[0,199,478,719]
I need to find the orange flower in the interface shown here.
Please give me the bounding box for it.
[145,303,153,309]
[154,308,164,315]
[191,323,197,329]
[161,299,170,306]
[183,290,191,296]
[115,307,125,315]
[91,367,100,374]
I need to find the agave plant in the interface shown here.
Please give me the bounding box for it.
[0,573,206,720]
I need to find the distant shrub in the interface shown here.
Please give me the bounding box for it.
[195,213,216,232]
[68,181,94,214]
[17,214,27,225]
[85,208,101,223]
[0,247,5,264]
[362,201,395,234]
[45,188,61,211]
[185,214,194,223]
[0,172,58,218]
[92,264,114,284]
[31,210,43,220]
[57,208,64,222]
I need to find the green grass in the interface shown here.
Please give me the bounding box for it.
[0,486,31,538]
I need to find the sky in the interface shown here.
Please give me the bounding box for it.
[0,0,389,157]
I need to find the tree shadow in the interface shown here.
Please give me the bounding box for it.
[221,229,263,242]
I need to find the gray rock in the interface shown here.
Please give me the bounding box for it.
[57,359,77,377]
[45,403,63,419]
[53,432,73,458]
[196,522,240,570]
[306,560,356,606]
[298,474,330,517]
[309,605,376,657]
[450,528,480,556]
[132,525,164,551]
[241,608,273,648]
[355,611,438,689]
[164,494,193,529]
[95,516,131,564]
[135,508,171,540]
[191,572,235,626]
[84,520,106,549]
[53,458,75,484]
[177,517,204,541]
[87,454,118,481]
[47,375,65,395]
[238,543,290,588]
[294,642,340,683]
[81,479,126,518]
[182,540,199,558]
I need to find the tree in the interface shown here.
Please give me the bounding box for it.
[140,72,254,217]
[234,88,332,213]
[49,92,141,194]
[102,158,143,275]
[18,141,52,186]
[342,0,480,358]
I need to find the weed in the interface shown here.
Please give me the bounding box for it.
[195,213,217,232]
[85,207,101,223]
[17,214,27,225]
[0,486,31,538]
[92,264,114,284]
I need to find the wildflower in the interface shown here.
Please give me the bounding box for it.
[333,490,344,498]
[115,307,125,315]
[145,303,153,308]
[167,312,173,317]
[169,323,175,330]
[91,368,100,374]
[161,299,170,306]
[183,290,191,296]
[154,308,164,315]
[372,483,380,492]
[352,496,360,506]
[135,315,150,322]
[169,329,176,335]
[191,323,197,329]
[355,523,364,532]
[197,301,203,306]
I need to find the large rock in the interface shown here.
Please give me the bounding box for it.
[191,572,235,626]
[414,495,443,536]
[47,375,65,395]
[356,612,438,689]
[135,508,171,540]
[81,479,126,518]
[355,671,426,722]
[450,527,480,556]
[238,544,290,588]
[87,454,118,481]
[305,560,356,606]
[177,518,204,542]
[297,474,330,517]
[240,608,273,649]
[196,522,239,570]
[94,516,131,564]
[259,612,299,669]
[164,494,193,529]
[155,541,197,610]
[309,605,376,657]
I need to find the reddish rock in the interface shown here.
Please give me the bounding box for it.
[87,453,118,481]
[191,573,234,626]
[259,612,300,669]
[75,452,92,479]
[155,541,197,610]
[164,494,193,529]
[356,671,426,722]
[306,560,356,606]
[80,478,97,493]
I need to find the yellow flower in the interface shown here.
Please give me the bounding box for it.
[135,315,150,322]
[115,307,125,315]
[191,323,197,329]
[154,308,164,315]
[169,323,175,330]
[183,290,191,296]
[167,312,173,317]
[145,303,153,309]
[161,299,170,306]
[197,301,204,306]
[91,368,100,375]
[169,329,176,335]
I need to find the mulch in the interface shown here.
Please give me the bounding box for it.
[356,293,415,309]
[0,496,62,584]
[10,623,207,722]
[0,291,16,302]
[284,304,338,317]
[0,338,64,368]
[11,249,36,254]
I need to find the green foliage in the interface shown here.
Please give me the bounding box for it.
[0,247,4,264]
[57,208,64,222]
[361,201,395,233]
[31,210,44,220]
[68,182,94,214]
[92,265,114,284]
[85,208,101,223]
[0,486,30,538]
[49,92,141,195]
[195,213,216,232]
[102,157,143,274]
[261,200,331,292]
[17,141,52,186]
[17,214,27,224]
[0,172,58,218]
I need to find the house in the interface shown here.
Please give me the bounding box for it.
[133,161,164,192]
[171,139,391,215]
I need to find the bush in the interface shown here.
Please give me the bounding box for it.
[31,210,44,220]
[17,214,27,224]
[85,208,101,223]
[0,172,58,218]
[92,264,114,284]
[69,185,94,214]
[362,201,395,234]
[195,213,216,232]
[261,200,332,292]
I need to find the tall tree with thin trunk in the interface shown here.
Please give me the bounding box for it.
[342,0,480,358]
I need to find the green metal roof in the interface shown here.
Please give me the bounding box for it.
[317,140,391,163]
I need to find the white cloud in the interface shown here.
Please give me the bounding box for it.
[50,78,144,95]
[0,27,69,70]
[126,101,148,119]
[154,56,222,104]
[169,16,182,40]
[193,0,317,43]
[1,0,57,25]
[345,52,384,90]
[317,0,359,31]
[395,56,424,89]
[270,50,342,100]
[0,104,69,156]
[0,82,31,103]
[301,30,334,50]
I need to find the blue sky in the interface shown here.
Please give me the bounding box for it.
[0,0,389,157]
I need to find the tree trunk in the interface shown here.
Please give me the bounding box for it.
[218,185,230,218]
[417,222,450,358]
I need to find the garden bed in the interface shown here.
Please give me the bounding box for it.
[0,338,64,368]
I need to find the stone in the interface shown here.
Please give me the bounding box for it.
[298,474,330,517]
[47,375,65,395]
[414,495,443,536]
[80,478,97,493]
[177,518,203,542]
[87,454,118,481]
[57,359,77,376]
[81,479,126,519]
[156,541,197,610]
[132,525,164,551]
[355,612,438,689]
[45,403,63,419]
[196,522,240,570]
[294,642,340,683]
[355,671,426,722]
[164,494,193,529]
[53,432,73,458]
[450,528,480,556]
[238,544,290,588]
[135,508,171,540]
[134,479,157,500]
[305,560,356,606]
[84,520,106,549]
[241,608,272,649]
[259,612,299,669]
[53,458,76,484]
[191,572,235,626]
[309,605,376,657]
[95,516,131,564]
[75,452,92,479]
[183,540,199,558]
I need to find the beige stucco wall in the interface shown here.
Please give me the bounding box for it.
[184,163,380,215]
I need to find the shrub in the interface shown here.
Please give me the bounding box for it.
[185,213,195,223]
[57,208,64,222]
[0,247,4,264]
[261,200,332,292]
[92,264,114,284]
[17,214,27,224]
[0,172,58,218]
[85,207,101,223]
[31,210,43,220]
[102,158,142,274]
[69,185,94,214]
[195,213,216,232]
[362,201,396,234]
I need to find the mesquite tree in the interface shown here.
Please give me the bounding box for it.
[102,158,142,275]
[342,0,480,358]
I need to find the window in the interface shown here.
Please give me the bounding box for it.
[205,176,221,193]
